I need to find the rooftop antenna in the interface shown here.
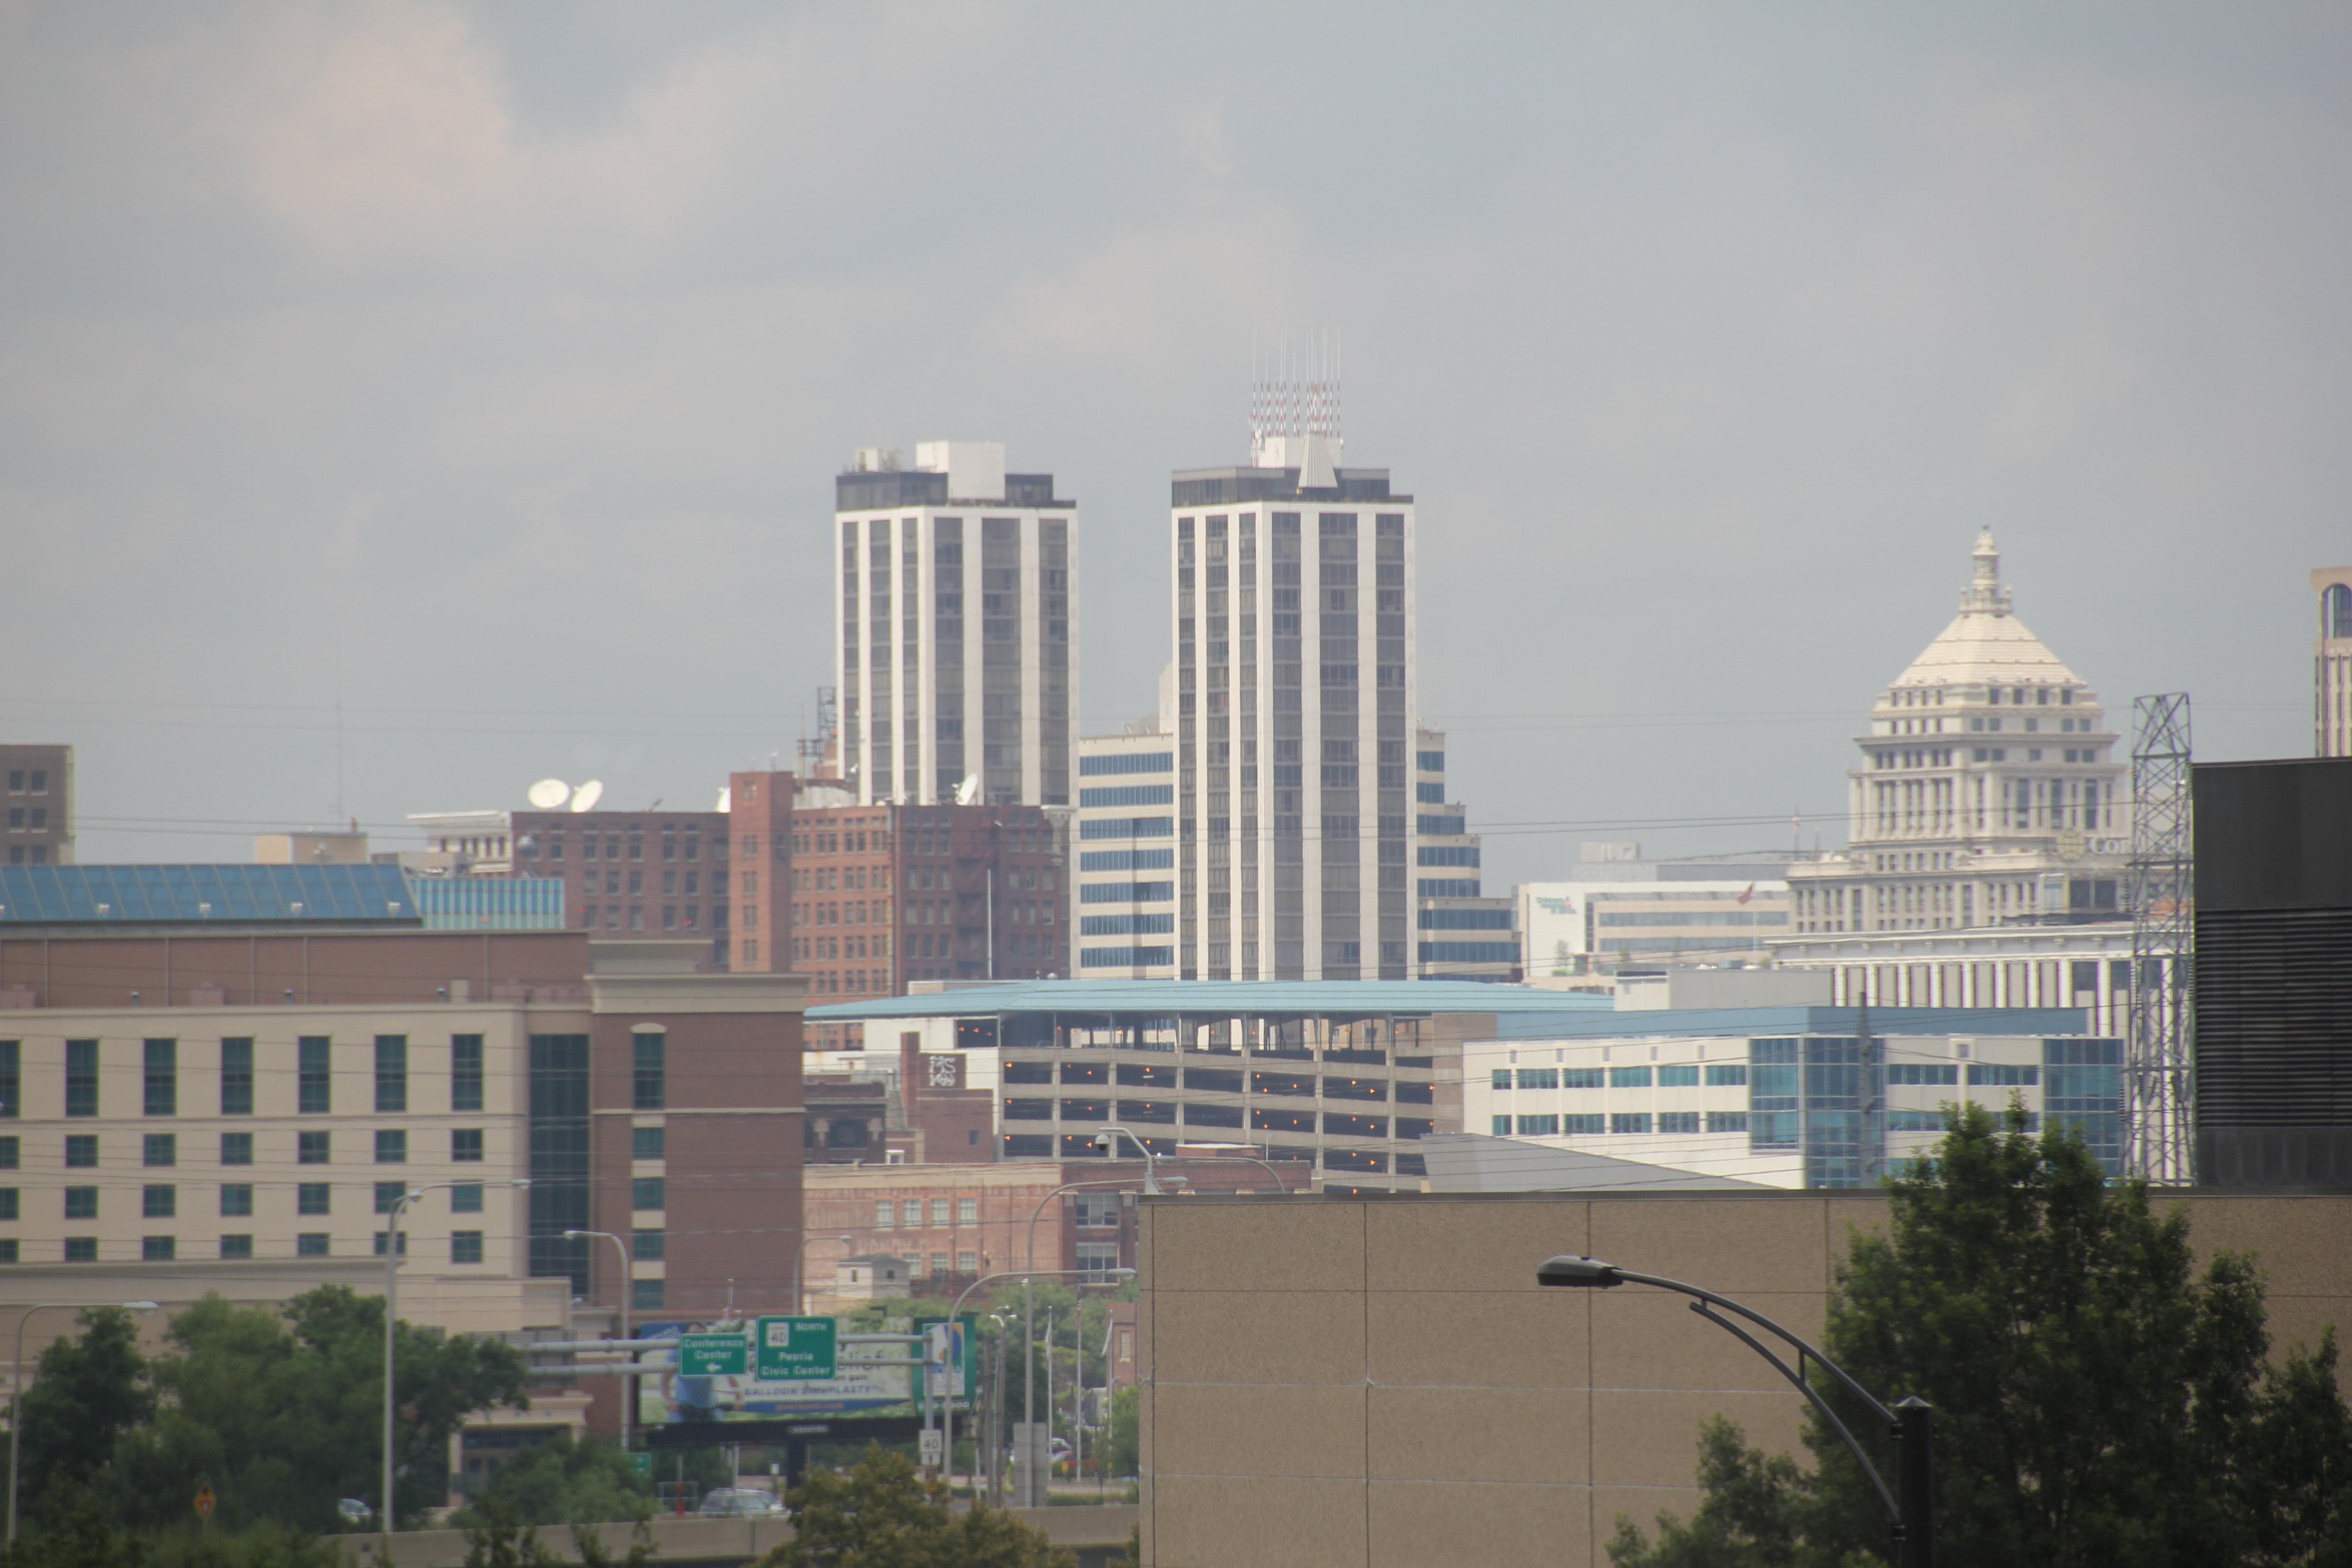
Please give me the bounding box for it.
[1250,327,1343,465]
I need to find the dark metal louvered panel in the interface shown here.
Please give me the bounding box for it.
[2196,906,2352,1127]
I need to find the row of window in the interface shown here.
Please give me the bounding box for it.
[1499,1109,2041,1140]
[16,1233,492,1266]
[1499,1112,1738,1137]
[1494,1065,1745,1090]
[42,1128,486,1166]
[872,1197,983,1229]
[48,1179,497,1219]
[29,1035,490,1120]
[1494,1062,2041,1091]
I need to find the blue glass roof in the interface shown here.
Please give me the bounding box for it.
[808,978,1617,1023]
[0,864,419,923]
[409,877,566,931]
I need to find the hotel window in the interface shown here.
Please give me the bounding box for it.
[375,1131,407,1163]
[374,1037,408,1113]
[220,1184,253,1217]
[451,1232,485,1265]
[220,1039,254,1116]
[143,1185,176,1219]
[452,1129,484,1163]
[65,1041,97,1117]
[875,1200,895,1229]
[298,1132,330,1164]
[451,1184,484,1214]
[375,1181,408,1214]
[299,1038,332,1114]
[220,1235,253,1260]
[298,1184,330,1215]
[0,1042,15,1120]
[297,1234,329,1257]
[143,1040,178,1116]
[65,1135,96,1168]
[633,1178,665,1211]
[632,1125,665,1161]
[143,1134,175,1167]
[451,1035,485,1112]
[633,1032,666,1111]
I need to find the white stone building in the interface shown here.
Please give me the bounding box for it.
[1787,531,2131,934]
[834,443,1077,808]
[2316,565,2352,758]
[1168,410,1416,980]
[1411,728,1517,981]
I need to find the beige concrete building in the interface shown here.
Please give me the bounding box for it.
[1,995,544,1328]
[0,746,72,867]
[1136,1191,2352,1568]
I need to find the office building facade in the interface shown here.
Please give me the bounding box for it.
[1412,728,1518,980]
[1788,532,2132,933]
[1,746,72,866]
[1074,727,1179,979]
[2316,567,2352,758]
[1465,1004,2117,1187]
[1170,416,1416,980]
[834,442,1077,808]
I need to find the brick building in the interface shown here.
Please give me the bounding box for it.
[1,745,72,866]
[410,807,734,958]
[728,771,1067,1050]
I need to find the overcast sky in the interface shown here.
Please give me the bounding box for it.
[6,1,2348,891]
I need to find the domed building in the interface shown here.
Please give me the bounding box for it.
[1788,532,2132,935]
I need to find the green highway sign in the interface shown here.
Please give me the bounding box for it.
[676,1333,749,1377]
[754,1316,838,1380]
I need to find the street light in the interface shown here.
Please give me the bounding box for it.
[940,1268,1135,1504]
[792,1233,856,1317]
[1536,1255,1934,1568]
[1089,1126,1166,1193]
[384,1178,528,1545]
[8,1300,158,1542]
[564,1230,636,1455]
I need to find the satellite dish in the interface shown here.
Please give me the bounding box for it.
[715,787,732,812]
[527,779,572,810]
[570,779,605,813]
[956,773,981,806]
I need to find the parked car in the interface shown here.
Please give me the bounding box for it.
[697,1487,786,1518]
[335,1499,373,1525]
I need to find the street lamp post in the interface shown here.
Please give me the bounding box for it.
[792,1233,856,1317]
[384,1178,528,1545]
[564,1230,635,1455]
[1088,1127,1164,1193]
[8,1300,159,1543]
[940,1268,1134,1507]
[1536,1255,1934,1568]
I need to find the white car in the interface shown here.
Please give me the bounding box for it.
[696,1487,785,1518]
[336,1499,374,1525]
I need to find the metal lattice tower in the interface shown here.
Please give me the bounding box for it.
[2126,693,2195,1184]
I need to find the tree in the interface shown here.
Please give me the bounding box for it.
[1610,1104,2352,1568]
[0,1486,148,1568]
[112,1287,527,1534]
[759,1446,1073,1568]
[1104,1388,1138,1480]
[446,1435,654,1528]
[9,1308,155,1529]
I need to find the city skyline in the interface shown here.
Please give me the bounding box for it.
[5,5,2344,901]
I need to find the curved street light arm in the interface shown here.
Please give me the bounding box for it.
[1611,1268,1895,1427]
[1687,1301,1898,1524]
[941,1268,1135,1496]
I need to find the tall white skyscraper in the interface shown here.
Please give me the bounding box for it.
[1169,371,1416,980]
[833,442,1076,807]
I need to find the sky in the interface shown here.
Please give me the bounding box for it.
[4,1,2348,893]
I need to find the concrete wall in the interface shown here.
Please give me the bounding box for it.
[1136,1191,2352,1568]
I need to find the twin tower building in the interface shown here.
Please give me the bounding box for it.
[829,412,1508,985]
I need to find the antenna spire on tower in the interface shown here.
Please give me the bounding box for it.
[1250,328,1343,464]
